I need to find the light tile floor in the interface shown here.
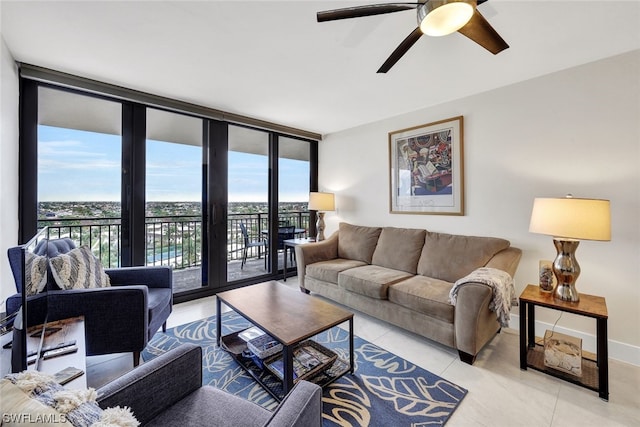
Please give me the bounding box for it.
[90,277,640,426]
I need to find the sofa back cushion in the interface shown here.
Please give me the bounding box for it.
[417,231,510,282]
[338,223,382,264]
[371,227,426,274]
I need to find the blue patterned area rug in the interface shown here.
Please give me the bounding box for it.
[142,312,467,426]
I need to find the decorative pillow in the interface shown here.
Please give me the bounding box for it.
[24,252,49,296]
[337,222,382,264]
[1,371,138,427]
[49,246,111,290]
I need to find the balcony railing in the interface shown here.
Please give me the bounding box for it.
[37,212,311,270]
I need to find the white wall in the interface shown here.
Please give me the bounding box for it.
[0,32,19,311]
[319,50,640,365]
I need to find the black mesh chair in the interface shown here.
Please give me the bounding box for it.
[239,222,266,270]
[276,226,296,264]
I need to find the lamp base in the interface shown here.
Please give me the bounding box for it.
[552,238,581,302]
[316,212,326,241]
[555,283,580,302]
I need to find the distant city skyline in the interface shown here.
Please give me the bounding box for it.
[38,125,310,203]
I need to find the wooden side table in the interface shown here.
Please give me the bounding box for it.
[519,284,608,400]
[283,238,315,281]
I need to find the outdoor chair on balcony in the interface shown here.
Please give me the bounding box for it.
[264,225,296,267]
[6,238,173,366]
[239,222,267,270]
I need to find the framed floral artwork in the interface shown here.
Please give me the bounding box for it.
[389,116,464,215]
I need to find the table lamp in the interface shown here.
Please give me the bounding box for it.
[308,192,335,241]
[529,195,611,302]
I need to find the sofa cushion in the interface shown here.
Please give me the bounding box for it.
[388,275,455,323]
[337,223,382,264]
[147,288,172,335]
[306,259,367,284]
[338,265,412,300]
[371,227,426,274]
[417,232,510,283]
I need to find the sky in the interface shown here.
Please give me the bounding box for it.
[37,125,310,203]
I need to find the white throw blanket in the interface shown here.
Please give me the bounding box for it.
[449,267,517,328]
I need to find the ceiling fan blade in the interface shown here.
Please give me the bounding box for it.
[456,9,509,54]
[317,3,420,22]
[377,27,423,73]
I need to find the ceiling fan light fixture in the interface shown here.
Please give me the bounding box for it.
[418,0,475,37]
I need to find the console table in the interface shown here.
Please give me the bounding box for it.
[519,285,608,400]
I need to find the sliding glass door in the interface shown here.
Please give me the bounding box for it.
[226,130,313,280]
[227,125,270,281]
[146,108,204,293]
[276,136,311,272]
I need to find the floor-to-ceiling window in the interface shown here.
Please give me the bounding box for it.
[19,69,319,302]
[36,86,123,268]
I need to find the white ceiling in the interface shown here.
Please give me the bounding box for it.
[2,1,639,137]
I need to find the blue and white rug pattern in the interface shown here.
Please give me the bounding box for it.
[142,312,467,426]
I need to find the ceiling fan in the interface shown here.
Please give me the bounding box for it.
[317,0,509,73]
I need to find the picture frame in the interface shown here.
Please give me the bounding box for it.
[389,116,464,215]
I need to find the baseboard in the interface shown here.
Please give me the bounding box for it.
[509,314,640,367]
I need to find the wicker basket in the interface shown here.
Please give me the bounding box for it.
[247,333,283,359]
[264,340,337,382]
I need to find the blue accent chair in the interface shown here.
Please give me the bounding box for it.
[6,238,173,366]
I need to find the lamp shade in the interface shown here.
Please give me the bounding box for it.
[308,192,335,211]
[529,197,611,241]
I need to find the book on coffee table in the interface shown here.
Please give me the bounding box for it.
[238,326,264,342]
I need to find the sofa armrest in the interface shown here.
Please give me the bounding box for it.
[294,232,338,290]
[97,343,202,424]
[265,380,323,427]
[454,283,500,362]
[106,265,173,290]
[485,247,522,279]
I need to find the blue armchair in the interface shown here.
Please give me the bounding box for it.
[6,238,173,366]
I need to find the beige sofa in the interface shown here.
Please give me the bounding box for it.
[295,223,522,364]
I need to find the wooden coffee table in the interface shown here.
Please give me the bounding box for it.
[216,281,354,399]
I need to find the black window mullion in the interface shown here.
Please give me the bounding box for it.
[18,78,39,243]
[268,134,279,272]
[206,119,228,289]
[121,103,146,267]
[309,140,319,238]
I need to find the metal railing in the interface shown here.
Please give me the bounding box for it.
[37,212,310,270]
